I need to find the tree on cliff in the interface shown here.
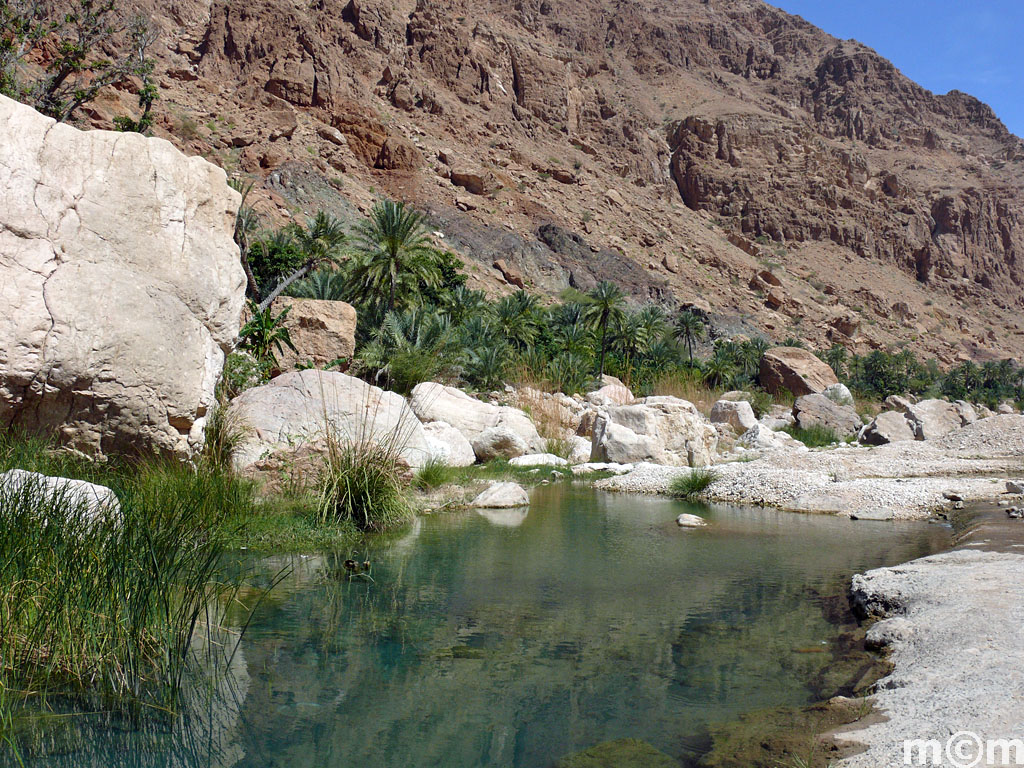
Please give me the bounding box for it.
[0,0,156,124]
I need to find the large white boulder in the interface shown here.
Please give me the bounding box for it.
[0,469,120,525]
[903,399,963,440]
[410,382,543,459]
[0,95,245,456]
[227,370,431,469]
[472,426,529,461]
[709,399,758,433]
[591,396,718,467]
[585,383,634,407]
[568,435,593,464]
[792,393,861,438]
[469,481,530,508]
[737,423,805,452]
[423,421,476,467]
[860,411,916,445]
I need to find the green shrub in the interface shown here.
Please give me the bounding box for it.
[318,440,413,532]
[219,351,267,399]
[203,402,249,471]
[669,468,719,499]
[782,424,841,448]
[413,457,455,490]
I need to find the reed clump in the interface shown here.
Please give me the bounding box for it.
[668,468,719,499]
[0,432,258,756]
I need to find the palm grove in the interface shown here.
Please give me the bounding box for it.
[235,197,1024,410]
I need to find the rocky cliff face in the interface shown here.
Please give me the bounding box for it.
[79,0,1024,363]
[0,95,245,456]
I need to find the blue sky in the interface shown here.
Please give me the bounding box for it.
[772,1,1024,137]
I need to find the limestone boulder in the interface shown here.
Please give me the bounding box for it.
[410,382,544,456]
[275,297,356,371]
[227,370,431,470]
[759,347,839,396]
[822,382,854,406]
[0,95,245,456]
[859,411,916,445]
[792,394,861,438]
[472,426,529,461]
[953,400,979,426]
[509,453,568,467]
[423,421,476,467]
[0,469,120,525]
[676,513,707,528]
[585,383,634,407]
[884,394,916,410]
[903,399,963,440]
[568,435,593,464]
[469,481,530,508]
[709,399,758,433]
[738,423,805,452]
[591,396,718,467]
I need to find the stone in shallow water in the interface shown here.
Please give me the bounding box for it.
[554,738,679,768]
[676,513,707,528]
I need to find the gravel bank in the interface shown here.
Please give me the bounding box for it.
[837,549,1024,767]
[595,415,1024,519]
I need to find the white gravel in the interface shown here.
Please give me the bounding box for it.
[838,549,1024,767]
[594,415,1024,519]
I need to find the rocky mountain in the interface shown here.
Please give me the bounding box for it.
[82,0,1024,363]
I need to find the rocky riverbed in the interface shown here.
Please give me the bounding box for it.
[836,537,1024,767]
[597,415,1024,520]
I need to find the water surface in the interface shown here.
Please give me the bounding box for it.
[14,485,949,768]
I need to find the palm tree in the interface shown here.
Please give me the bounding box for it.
[583,281,626,379]
[257,211,347,311]
[495,291,540,350]
[287,268,348,301]
[824,343,848,379]
[356,306,458,393]
[702,354,736,389]
[348,200,442,313]
[610,309,647,385]
[673,310,706,363]
[440,285,490,325]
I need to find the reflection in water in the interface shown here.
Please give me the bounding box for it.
[476,507,529,527]
[14,486,949,768]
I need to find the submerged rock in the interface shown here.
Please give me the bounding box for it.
[676,513,707,528]
[554,738,678,768]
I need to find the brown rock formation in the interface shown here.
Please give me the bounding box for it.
[57,0,1024,363]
